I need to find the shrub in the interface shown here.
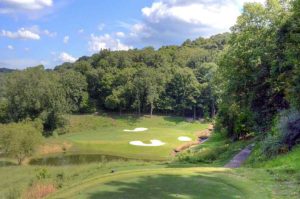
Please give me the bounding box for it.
[262,109,300,157]
[177,145,229,164]
[35,168,51,180]
[0,121,43,165]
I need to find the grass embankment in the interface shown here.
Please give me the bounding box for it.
[245,145,300,198]
[176,133,252,166]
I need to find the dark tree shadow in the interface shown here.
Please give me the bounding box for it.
[87,174,244,199]
[162,116,186,124]
[111,114,142,126]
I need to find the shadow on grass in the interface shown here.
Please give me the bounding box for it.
[87,174,244,199]
[162,116,186,124]
[111,114,142,126]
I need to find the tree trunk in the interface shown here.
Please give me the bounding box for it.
[193,106,196,120]
[138,100,141,116]
[17,155,25,165]
[211,100,216,118]
[150,103,154,117]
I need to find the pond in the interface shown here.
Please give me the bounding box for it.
[29,154,133,166]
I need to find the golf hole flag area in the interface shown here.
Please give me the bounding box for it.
[61,115,209,160]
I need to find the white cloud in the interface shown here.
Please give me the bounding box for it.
[63,36,69,44]
[78,29,84,34]
[0,0,53,15]
[24,47,30,51]
[58,52,77,63]
[88,34,132,52]
[0,0,52,10]
[44,29,57,37]
[0,58,49,69]
[120,0,266,47]
[1,28,40,40]
[116,32,125,38]
[7,45,14,50]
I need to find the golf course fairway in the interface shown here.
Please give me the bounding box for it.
[48,168,270,199]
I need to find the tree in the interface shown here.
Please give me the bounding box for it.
[277,0,300,109]
[217,0,290,137]
[58,70,89,112]
[5,66,69,131]
[0,121,43,165]
[165,67,200,116]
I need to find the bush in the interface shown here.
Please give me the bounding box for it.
[177,145,229,163]
[216,103,254,140]
[0,121,43,165]
[262,109,300,157]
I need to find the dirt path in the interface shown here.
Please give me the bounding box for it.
[224,145,253,168]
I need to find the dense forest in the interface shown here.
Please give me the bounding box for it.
[0,0,300,160]
[0,33,229,132]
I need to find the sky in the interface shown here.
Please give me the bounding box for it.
[0,0,265,69]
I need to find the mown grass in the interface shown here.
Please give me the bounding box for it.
[244,145,300,198]
[55,114,208,160]
[48,167,271,199]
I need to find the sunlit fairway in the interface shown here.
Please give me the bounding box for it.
[53,115,208,160]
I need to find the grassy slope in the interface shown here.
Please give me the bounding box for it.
[176,133,252,166]
[245,145,300,198]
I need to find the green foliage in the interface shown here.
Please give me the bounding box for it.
[36,168,51,180]
[276,0,300,109]
[0,99,9,123]
[217,0,292,138]
[5,66,69,131]
[262,109,300,157]
[177,145,229,164]
[57,70,89,112]
[52,34,229,117]
[0,121,43,165]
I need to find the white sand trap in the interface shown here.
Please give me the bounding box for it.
[129,140,165,146]
[124,127,148,132]
[178,136,192,141]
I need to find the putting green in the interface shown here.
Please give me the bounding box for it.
[59,115,208,160]
[48,168,270,199]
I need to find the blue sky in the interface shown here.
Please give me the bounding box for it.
[0,0,265,69]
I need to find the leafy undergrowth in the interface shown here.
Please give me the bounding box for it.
[175,133,251,166]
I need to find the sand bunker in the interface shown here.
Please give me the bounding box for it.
[129,140,165,146]
[178,136,192,141]
[124,128,148,132]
